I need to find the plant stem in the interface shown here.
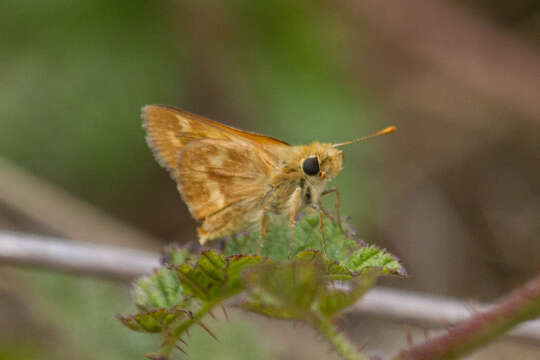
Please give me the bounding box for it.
[309,311,368,360]
[394,273,540,360]
[159,301,218,357]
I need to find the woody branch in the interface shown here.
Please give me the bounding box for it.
[394,273,540,359]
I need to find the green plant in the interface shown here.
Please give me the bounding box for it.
[118,214,405,359]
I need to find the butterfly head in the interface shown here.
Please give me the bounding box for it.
[298,125,396,183]
[300,143,344,182]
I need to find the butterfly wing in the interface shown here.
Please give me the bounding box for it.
[142,105,288,175]
[142,105,291,243]
[177,138,284,243]
[175,138,273,220]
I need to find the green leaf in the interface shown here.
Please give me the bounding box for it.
[116,307,191,333]
[244,259,323,313]
[240,248,400,320]
[224,213,357,261]
[134,267,184,310]
[345,245,406,277]
[225,213,406,279]
[120,251,263,359]
[239,293,306,320]
[239,259,323,320]
[163,251,262,357]
[317,270,379,316]
[161,245,195,267]
[175,251,262,302]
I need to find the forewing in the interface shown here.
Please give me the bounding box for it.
[142,105,288,174]
[175,139,274,221]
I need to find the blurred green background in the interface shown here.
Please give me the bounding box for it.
[1,0,539,359]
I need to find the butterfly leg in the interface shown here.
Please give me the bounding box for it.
[288,187,302,259]
[257,212,267,255]
[318,210,327,256]
[308,203,329,256]
[321,187,345,235]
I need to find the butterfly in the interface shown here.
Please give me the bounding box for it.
[142,105,395,257]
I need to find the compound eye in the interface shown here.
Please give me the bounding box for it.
[302,157,319,176]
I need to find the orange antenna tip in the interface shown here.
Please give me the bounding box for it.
[378,125,396,135]
[333,125,397,148]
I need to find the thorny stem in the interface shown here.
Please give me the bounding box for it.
[159,301,219,357]
[394,272,540,360]
[309,311,368,360]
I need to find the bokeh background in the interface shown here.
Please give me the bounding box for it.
[1,0,539,359]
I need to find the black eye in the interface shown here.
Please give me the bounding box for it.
[302,157,319,176]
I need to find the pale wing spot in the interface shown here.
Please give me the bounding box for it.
[168,131,182,147]
[207,152,228,168]
[205,179,226,209]
[175,115,192,132]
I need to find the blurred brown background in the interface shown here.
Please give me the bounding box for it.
[1,0,539,359]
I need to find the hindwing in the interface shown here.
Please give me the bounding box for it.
[175,139,275,220]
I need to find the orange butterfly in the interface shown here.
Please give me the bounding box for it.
[142,105,395,257]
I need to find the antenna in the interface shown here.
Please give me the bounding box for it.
[333,126,396,148]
